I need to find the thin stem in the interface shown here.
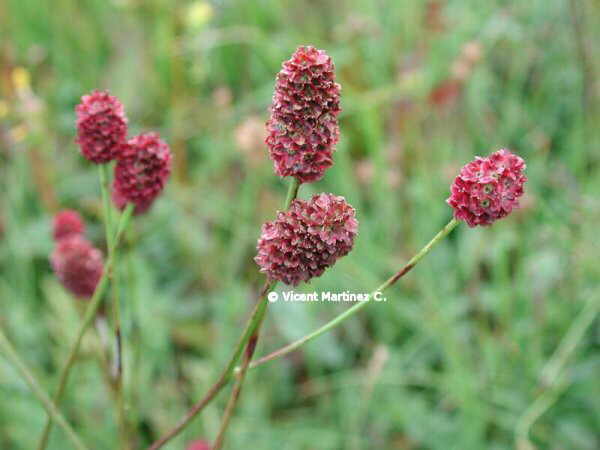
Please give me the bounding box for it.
[212,178,301,448]
[212,298,267,450]
[515,292,600,449]
[38,204,134,450]
[0,328,89,450]
[248,218,460,370]
[148,177,301,450]
[147,284,272,450]
[99,165,128,449]
[284,177,301,208]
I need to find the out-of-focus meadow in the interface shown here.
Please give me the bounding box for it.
[1,0,599,449]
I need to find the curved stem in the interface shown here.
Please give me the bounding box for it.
[38,204,134,450]
[148,178,301,450]
[248,218,459,370]
[515,292,600,449]
[0,328,89,450]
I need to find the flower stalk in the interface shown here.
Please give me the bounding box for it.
[247,218,459,369]
[99,164,129,449]
[148,178,300,450]
[38,203,134,450]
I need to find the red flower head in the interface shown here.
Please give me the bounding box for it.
[76,90,128,163]
[447,149,527,227]
[53,209,85,241]
[266,46,341,183]
[50,236,104,299]
[255,193,358,286]
[186,440,211,450]
[112,132,172,214]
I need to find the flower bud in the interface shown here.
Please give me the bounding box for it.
[76,90,128,163]
[266,46,341,183]
[447,149,527,227]
[50,236,104,299]
[112,132,172,214]
[255,193,358,286]
[53,209,85,241]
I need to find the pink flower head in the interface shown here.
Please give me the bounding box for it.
[53,209,85,241]
[50,236,104,299]
[255,193,358,286]
[76,90,128,163]
[447,149,527,227]
[266,46,341,183]
[112,132,172,214]
[186,440,211,450]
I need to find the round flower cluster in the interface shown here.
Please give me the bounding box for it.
[112,132,172,214]
[266,46,341,183]
[447,149,527,227]
[255,193,358,286]
[76,91,128,163]
[50,211,103,299]
[75,90,172,215]
[53,209,85,241]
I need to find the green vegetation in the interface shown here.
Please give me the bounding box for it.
[1,0,599,448]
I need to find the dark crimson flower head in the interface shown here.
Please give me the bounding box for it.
[266,46,341,183]
[255,193,358,286]
[50,236,104,299]
[53,209,85,241]
[111,183,153,216]
[76,90,128,163]
[112,132,172,214]
[447,149,527,227]
[186,440,211,450]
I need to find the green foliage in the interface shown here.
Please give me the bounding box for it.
[1,0,599,448]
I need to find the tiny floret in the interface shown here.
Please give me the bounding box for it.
[112,132,172,214]
[255,193,358,286]
[266,46,341,183]
[50,236,104,299]
[76,90,128,163]
[53,209,85,241]
[447,149,527,227]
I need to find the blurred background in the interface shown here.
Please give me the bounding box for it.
[1,0,599,449]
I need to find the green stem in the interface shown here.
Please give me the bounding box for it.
[98,165,128,449]
[0,328,89,450]
[212,298,268,450]
[37,204,134,450]
[248,218,460,370]
[212,178,301,449]
[147,177,301,450]
[515,292,600,449]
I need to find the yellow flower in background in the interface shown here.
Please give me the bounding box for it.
[185,1,214,29]
[12,67,31,93]
[10,124,28,143]
[0,100,9,118]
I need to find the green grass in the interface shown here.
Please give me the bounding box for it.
[1,0,599,449]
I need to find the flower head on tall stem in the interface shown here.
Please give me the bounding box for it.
[76,90,128,163]
[266,46,341,183]
[53,210,85,241]
[112,132,172,214]
[50,236,104,299]
[447,148,527,227]
[255,193,358,286]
